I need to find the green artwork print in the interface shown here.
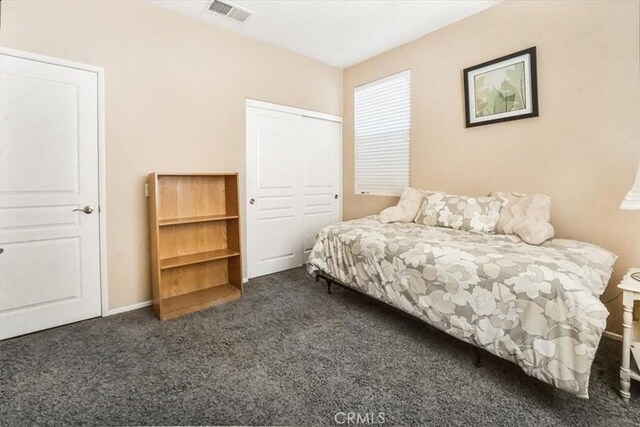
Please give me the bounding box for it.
[474,61,526,118]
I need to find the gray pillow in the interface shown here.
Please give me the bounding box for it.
[414,192,506,234]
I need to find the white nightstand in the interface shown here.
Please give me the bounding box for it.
[619,268,640,402]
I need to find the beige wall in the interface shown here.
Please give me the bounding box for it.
[0,0,343,310]
[2,0,638,334]
[343,0,640,333]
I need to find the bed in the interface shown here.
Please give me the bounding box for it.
[306,216,617,398]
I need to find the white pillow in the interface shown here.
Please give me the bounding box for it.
[491,191,555,245]
[379,187,424,223]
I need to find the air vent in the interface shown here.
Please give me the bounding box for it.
[208,0,253,23]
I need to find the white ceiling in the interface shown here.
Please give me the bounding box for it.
[150,0,501,68]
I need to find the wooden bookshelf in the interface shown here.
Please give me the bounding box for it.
[148,173,242,320]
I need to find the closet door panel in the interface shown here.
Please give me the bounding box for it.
[302,117,341,257]
[246,107,303,278]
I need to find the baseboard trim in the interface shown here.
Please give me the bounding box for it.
[106,300,153,316]
[107,281,248,316]
[603,331,622,341]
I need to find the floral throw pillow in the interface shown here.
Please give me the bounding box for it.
[414,192,506,234]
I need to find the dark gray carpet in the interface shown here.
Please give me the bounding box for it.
[1,267,639,426]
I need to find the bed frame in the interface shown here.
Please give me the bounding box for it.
[314,271,483,367]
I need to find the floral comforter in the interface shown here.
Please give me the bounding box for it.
[306,216,617,398]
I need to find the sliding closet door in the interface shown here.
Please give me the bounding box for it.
[246,104,341,279]
[302,117,341,258]
[246,107,304,278]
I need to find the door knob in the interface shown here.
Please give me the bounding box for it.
[249,198,255,205]
[334,194,338,199]
[73,205,94,214]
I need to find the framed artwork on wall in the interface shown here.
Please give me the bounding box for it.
[463,47,538,128]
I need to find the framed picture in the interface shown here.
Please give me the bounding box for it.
[463,47,538,127]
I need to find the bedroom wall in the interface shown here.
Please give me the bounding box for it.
[0,0,343,310]
[342,0,640,333]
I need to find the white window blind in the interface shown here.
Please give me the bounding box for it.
[355,70,411,196]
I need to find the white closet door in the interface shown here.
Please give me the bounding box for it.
[246,107,304,278]
[302,117,341,258]
[0,53,102,339]
[246,104,341,279]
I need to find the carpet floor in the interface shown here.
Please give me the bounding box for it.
[1,267,639,426]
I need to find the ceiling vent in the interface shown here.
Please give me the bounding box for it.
[208,0,253,23]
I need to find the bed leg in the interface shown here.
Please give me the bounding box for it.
[325,278,332,294]
[474,348,482,368]
[315,274,320,283]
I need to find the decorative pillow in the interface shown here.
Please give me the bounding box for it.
[379,187,425,223]
[414,192,506,234]
[491,191,555,245]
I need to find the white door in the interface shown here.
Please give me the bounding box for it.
[302,117,341,258]
[246,104,341,278]
[246,107,304,278]
[0,53,102,339]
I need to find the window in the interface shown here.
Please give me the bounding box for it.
[354,70,411,196]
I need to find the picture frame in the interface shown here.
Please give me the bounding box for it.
[463,47,538,128]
